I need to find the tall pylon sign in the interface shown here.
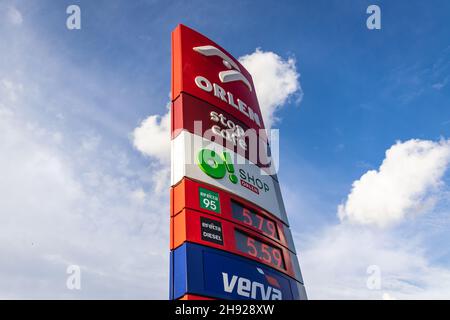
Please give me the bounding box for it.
[169,24,307,300]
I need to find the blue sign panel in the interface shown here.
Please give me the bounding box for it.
[170,243,306,300]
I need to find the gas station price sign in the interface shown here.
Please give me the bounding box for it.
[171,208,304,282]
[170,24,307,300]
[171,178,298,254]
[234,229,285,270]
[231,200,279,240]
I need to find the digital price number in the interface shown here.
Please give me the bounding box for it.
[234,230,285,270]
[231,201,279,240]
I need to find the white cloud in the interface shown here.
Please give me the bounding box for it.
[0,9,176,298]
[298,224,450,300]
[239,48,302,128]
[338,139,450,227]
[7,6,23,25]
[132,111,170,163]
[0,105,170,298]
[286,138,450,299]
[0,13,171,297]
[382,293,396,300]
[1,78,23,102]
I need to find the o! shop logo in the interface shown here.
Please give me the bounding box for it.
[197,148,238,184]
[197,148,270,194]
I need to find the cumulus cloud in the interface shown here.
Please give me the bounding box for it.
[239,48,302,128]
[338,139,450,227]
[0,13,170,296]
[132,111,170,163]
[287,138,450,299]
[0,85,170,298]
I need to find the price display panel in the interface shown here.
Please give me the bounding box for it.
[231,201,279,240]
[234,229,284,270]
[171,208,302,282]
[171,178,297,253]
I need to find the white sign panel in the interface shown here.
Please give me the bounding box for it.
[171,130,289,224]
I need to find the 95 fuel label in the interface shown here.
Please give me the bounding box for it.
[199,187,221,213]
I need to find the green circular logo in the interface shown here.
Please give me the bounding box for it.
[197,149,226,179]
[197,148,238,184]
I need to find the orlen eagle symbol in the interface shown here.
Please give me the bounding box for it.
[193,45,253,92]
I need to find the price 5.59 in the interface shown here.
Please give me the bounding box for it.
[234,230,285,269]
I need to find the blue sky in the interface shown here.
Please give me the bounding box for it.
[1,0,450,299]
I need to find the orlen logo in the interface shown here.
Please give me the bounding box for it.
[222,268,282,300]
[192,46,261,128]
[193,45,252,91]
[197,148,270,194]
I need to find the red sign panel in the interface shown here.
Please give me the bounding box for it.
[171,208,303,282]
[172,24,266,131]
[171,93,273,170]
[171,178,297,254]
